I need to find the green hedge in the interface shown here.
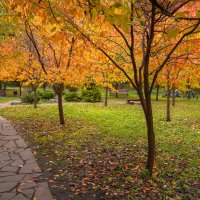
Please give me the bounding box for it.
[38,90,56,100]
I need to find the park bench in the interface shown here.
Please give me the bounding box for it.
[127,99,145,105]
[0,89,6,96]
[110,89,129,96]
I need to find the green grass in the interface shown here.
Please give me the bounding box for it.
[0,100,199,199]
[0,97,19,103]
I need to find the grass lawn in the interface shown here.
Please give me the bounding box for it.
[0,100,199,199]
[0,97,19,103]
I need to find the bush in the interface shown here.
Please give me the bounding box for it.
[81,87,101,102]
[64,92,80,102]
[38,90,56,100]
[21,92,40,104]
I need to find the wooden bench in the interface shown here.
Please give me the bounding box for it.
[110,89,129,96]
[0,90,6,96]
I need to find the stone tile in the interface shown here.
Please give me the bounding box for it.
[0,172,16,177]
[0,160,12,169]
[23,173,42,181]
[0,155,10,161]
[11,194,29,200]
[1,136,21,140]
[0,152,9,158]
[34,182,53,200]
[15,148,25,154]
[10,159,24,167]
[0,174,24,182]
[0,192,16,200]
[20,188,35,199]
[20,149,34,161]
[19,161,41,174]
[10,154,20,161]
[0,181,18,192]
[19,181,37,190]
[1,165,19,172]
[15,139,27,148]
[1,130,17,136]
[0,141,7,146]
[3,141,17,149]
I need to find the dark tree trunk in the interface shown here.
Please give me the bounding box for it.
[115,83,118,98]
[138,85,155,176]
[53,84,65,125]
[166,75,171,122]
[19,84,22,97]
[33,89,37,109]
[104,86,108,106]
[172,84,175,106]
[3,82,7,91]
[143,95,155,176]
[0,82,2,90]
[156,85,159,101]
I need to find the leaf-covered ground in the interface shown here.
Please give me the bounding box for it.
[0,100,199,199]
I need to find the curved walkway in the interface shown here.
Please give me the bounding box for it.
[0,103,53,200]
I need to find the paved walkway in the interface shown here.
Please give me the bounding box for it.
[0,116,53,200]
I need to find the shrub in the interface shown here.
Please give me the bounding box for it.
[81,87,101,102]
[21,92,40,104]
[38,90,56,100]
[64,92,80,102]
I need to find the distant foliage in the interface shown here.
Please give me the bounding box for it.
[21,92,40,104]
[38,90,56,100]
[64,91,80,102]
[81,86,101,102]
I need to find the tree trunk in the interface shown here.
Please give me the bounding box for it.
[3,82,7,91]
[33,89,37,109]
[19,84,22,97]
[115,83,118,98]
[172,84,175,106]
[156,85,159,101]
[166,76,171,122]
[144,96,155,176]
[58,92,64,125]
[104,86,108,106]
[53,84,65,125]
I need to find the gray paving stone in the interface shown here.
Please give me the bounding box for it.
[10,154,20,161]
[0,172,16,177]
[15,148,25,153]
[34,182,53,200]
[3,141,17,148]
[19,181,37,190]
[0,141,7,146]
[20,149,34,161]
[0,160,12,169]
[0,192,16,200]
[0,174,24,182]
[1,130,17,136]
[1,165,19,172]
[0,116,52,199]
[0,181,18,192]
[20,188,35,199]
[15,139,27,148]
[11,193,29,200]
[10,159,24,167]
[23,173,42,181]
[19,161,41,174]
[1,136,20,140]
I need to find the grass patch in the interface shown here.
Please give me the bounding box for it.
[0,97,19,103]
[0,100,199,199]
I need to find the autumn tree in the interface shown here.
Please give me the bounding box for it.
[45,0,200,175]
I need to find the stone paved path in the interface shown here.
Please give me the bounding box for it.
[0,116,53,200]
